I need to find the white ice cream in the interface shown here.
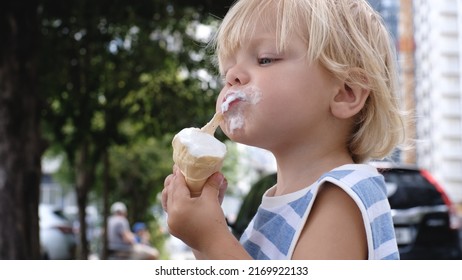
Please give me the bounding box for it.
[174,128,226,158]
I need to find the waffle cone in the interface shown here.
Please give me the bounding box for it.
[172,132,225,195]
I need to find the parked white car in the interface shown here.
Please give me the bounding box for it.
[39,204,76,259]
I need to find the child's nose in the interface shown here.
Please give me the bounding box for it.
[225,65,250,86]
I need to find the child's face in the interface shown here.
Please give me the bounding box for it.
[216,18,341,152]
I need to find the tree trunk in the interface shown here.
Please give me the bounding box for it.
[0,0,42,259]
[101,150,110,260]
[74,143,95,259]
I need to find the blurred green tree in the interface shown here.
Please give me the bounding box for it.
[1,0,234,259]
[38,0,233,259]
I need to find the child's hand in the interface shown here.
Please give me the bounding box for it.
[162,166,229,252]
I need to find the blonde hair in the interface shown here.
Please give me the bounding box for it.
[211,0,407,163]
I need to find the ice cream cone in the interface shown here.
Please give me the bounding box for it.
[172,113,226,196]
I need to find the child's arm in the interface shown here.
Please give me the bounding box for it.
[292,182,368,259]
[163,169,252,259]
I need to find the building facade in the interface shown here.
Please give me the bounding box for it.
[369,0,462,203]
[411,0,462,203]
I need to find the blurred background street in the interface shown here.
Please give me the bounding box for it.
[1,0,462,259]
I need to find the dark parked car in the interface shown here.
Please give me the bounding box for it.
[376,163,462,259]
[230,163,462,259]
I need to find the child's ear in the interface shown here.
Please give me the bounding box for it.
[330,82,370,119]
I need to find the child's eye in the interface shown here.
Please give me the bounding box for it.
[258,57,275,65]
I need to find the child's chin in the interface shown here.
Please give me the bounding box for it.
[224,127,245,141]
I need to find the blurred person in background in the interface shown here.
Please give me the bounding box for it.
[107,202,134,259]
[107,202,159,260]
[132,222,159,260]
[132,222,151,245]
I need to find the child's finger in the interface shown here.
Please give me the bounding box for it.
[201,172,225,200]
[168,167,190,202]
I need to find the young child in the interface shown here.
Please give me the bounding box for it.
[162,0,406,260]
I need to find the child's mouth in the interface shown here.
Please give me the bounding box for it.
[219,87,261,133]
[221,91,246,113]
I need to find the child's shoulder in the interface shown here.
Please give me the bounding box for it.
[317,163,387,202]
[293,180,368,259]
[317,163,381,186]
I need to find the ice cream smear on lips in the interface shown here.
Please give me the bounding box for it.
[221,88,262,132]
[221,91,247,112]
[172,112,226,196]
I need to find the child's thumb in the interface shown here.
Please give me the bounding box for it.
[201,172,225,198]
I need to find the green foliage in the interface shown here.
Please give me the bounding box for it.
[148,220,169,260]
[38,0,229,155]
[36,0,237,258]
[38,0,231,208]
[109,136,173,222]
[221,140,240,195]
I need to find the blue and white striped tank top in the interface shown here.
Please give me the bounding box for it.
[239,164,399,260]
